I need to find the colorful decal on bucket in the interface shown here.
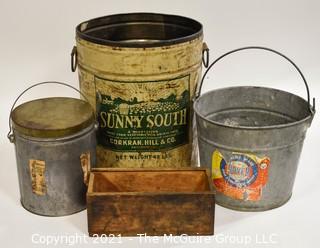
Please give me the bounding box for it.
[95,75,190,152]
[29,159,46,196]
[80,151,91,185]
[212,150,270,201]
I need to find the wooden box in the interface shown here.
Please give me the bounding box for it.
[87,168,215,236]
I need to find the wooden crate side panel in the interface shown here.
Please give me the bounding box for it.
[87,194,214,236]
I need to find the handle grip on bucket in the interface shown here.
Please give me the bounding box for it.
[71,46,78,72]
[202,42,210,68]
[195,46,315,114]
[7,81,97,143]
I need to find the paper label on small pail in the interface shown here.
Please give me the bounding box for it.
[212,150,270,201]
[95,75,190,152]
[80,151,91,185]
[29,159,46,196]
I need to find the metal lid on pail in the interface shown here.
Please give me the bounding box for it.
[76,13,203,47]
[11,97,94,138]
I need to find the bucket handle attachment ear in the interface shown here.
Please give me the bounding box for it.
[71,46,78,72]
[202,42,210,68]
[7,81,98,143]
[195,46,316,114]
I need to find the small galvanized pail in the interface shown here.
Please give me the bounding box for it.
[8,82,97,216]
[71,13,209,168]
[194,47,315,211]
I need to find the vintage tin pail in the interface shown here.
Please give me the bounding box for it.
[7,82,97,216]
[194,47,315,211]
[71,13,209,168]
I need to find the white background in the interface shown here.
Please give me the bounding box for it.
[1,0,319,247]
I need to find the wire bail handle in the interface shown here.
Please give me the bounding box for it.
[7,81,97,143]
[195,46,315,114]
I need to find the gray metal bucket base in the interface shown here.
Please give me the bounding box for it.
[216,194,292,212]
[20,200,86,217]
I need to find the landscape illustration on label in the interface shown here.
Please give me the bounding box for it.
[95,75,190,152]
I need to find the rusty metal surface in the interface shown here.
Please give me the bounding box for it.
[74,13,205,168]
[11,97,94,138]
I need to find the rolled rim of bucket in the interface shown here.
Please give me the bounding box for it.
[76,12,203,47]
[194,86,314,130]
[194,46,316,130]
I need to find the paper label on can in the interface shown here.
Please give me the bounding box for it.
[29,159,46,196]
[80,151,91,185]
[212,150,270,201]
[95,75,190,152]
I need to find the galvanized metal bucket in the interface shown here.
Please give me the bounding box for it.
[194,47,315,211]
[71,13,209,168]
[8,82,97,216]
